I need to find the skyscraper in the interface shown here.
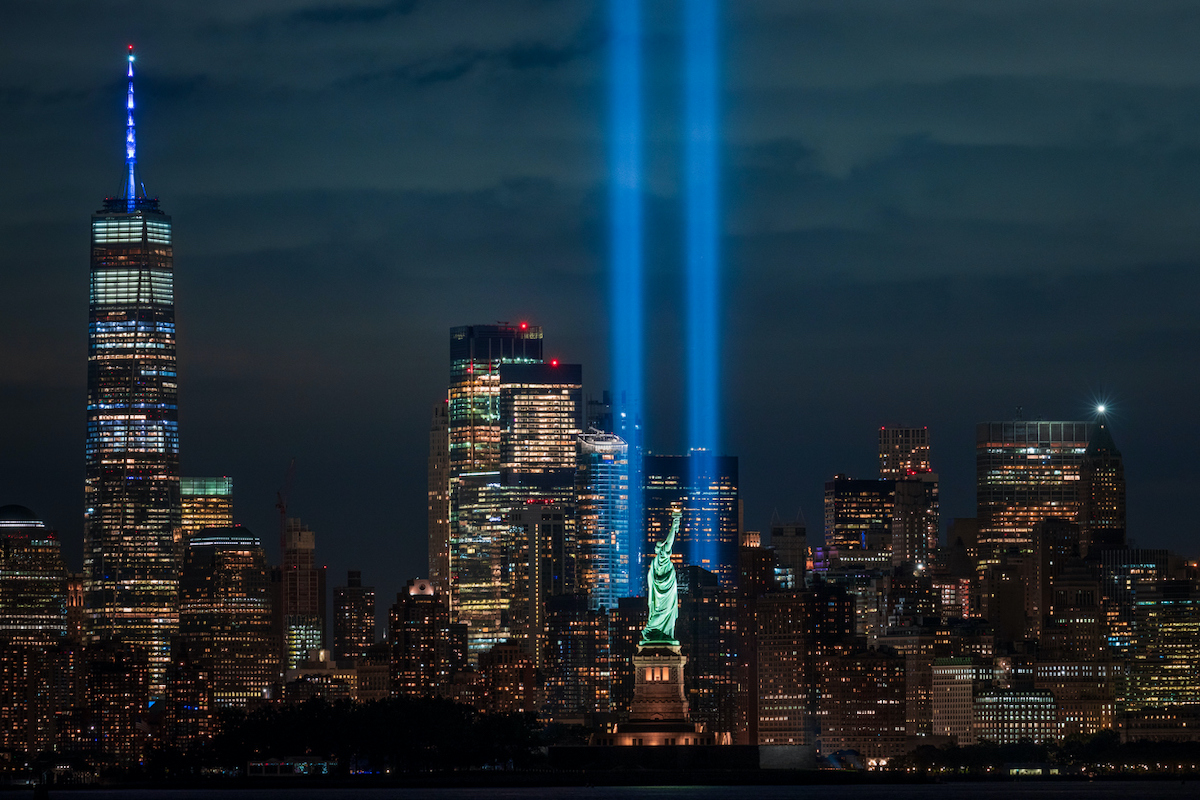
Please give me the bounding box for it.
[643,453,739,587]
[448,323,543,477]
[879,426,931,478]
[976,420,1091,560]
[84,46,180,697]
[879,427,939,570]
[446,323,544,655]
[0,506,67,644]
[333,570,376,661]
[450,355,582,657]
[180,477,233,537]
[823,476,895,556]
[1077,416,1126,553]
[576,431,631,609]
[427,402,450,586]
[180,526,274,708]
[275,518,326,670]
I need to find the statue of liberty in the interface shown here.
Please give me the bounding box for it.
[640,509,681,646]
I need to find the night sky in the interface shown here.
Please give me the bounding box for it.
[3,2,1200,616]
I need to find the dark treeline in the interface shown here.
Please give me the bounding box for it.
[147,696,542,777]
[896,731,1200,775]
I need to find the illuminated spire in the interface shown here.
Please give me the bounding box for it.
[124,44,139,205]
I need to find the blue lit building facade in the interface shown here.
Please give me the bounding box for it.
[576,431,631,610]
[84,47,180,697]
[642,453,738,588]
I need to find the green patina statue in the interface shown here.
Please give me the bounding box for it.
[640,509,681,646]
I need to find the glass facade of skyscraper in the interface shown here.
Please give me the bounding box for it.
[180,477,233,537]
[180,527,274,708]
[85,192,180,697]
[976,421,1090,558]
[448,324,543,477]
[642,453,739,588]
[0,506,67,644]
[576,432,631,610]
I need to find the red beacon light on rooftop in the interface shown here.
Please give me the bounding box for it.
[519,322,528,330]
[550,359,559,367]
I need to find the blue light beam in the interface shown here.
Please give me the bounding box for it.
[610,0,644,597]
[685,0,720,566]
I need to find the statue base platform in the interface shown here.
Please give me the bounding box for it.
[597,644,712,746]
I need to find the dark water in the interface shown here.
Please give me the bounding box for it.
[35,783,1199,800]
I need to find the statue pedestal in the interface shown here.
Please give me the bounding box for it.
[596,644,713,747]
[630,644,689,722]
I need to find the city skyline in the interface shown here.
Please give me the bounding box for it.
[4,3,1200,618]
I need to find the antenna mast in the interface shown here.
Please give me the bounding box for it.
[124,45,138,207]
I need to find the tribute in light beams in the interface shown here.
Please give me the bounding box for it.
[685,0,720,568]
[609,0,643,596]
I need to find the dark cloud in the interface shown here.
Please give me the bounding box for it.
[286,0,419,27]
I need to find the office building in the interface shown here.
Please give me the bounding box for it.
[823,475,894,558]
[179,526,274,708]
[974,689,1060,744]
[1077,417,1126,553]
[180,477,233,537]
[84,47,181,697]
[448,323,543,477]
[879,426,931,478]
[975,420,1091,558]
[333,571,376,661]
[445,326,550,655]
[499,362,583,477]
[769,515,806,590]
[576,431,632,609]
[930,657,994,745]
[643,453,739,587]
[0,506,67,643]
[1128,579,1200,711]
[275,518,326,670]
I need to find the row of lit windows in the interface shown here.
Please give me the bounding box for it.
[92,218,171,244]
[91,269,173,306]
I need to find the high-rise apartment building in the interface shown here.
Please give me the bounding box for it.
[333,570,376,661]
[275,518,326,669]
[388,579,466,697]
[643,453,739,587]
[755,585,856,745]
[543,593,611,724]
[1078,418,1126,553]
[84,47,180,697]
[427,402,450,585]
[509,503,578,665]
[976,420,1091,559]
[180,526,274,707]
[576,431,631,609]
[180,477,233,537]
